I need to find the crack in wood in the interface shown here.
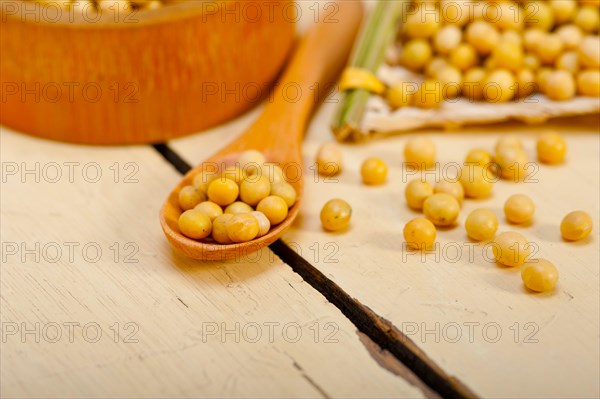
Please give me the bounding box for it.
[270,240,479,399]
[153,143,479,399]
[357,332,440,399]
[177,297,189,308]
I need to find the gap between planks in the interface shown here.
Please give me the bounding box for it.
[153,143,479,399]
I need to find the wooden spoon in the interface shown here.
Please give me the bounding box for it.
[160,1,364,260]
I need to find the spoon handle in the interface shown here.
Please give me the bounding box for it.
[243,1,364,152]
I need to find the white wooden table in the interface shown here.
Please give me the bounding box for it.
[2,2,599,397]
[3,102,598,398]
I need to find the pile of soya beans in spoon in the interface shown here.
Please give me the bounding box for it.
[314,133,593,295]
[25,0,178,13]
[387,0,600,107]
[177,151,297,245]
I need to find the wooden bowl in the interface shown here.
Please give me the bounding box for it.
[0,0,295,144]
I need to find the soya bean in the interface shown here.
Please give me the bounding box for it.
[492,231,532,267]
[555,51,580,74]
[361,157,388,185]
[434,180,465,205]
[401,39,433,71]
[492,41,523,71]
[404,217,436,250]
[574,6,600,33]
[413,79,444,109]
[193,171,218,193]
[316,142,343,176]
[465,208,498,241]
[495,146,530,181]
[423,193,460,227]
[483,69,516,102]
[462,68,487,101]
[495,135,524,153]
[238,150,267,176]
[405,179,434,210]
[270,181,297,207]
[577,70,600,96]
[207,178,239,206]
[320,199,352,231]
[537,132,567,164]
[536,34,564,65]
[525,1,554,31]
[404,8,441,39]
[545,70,576,101]
[550,0,577,24]
[561,211,593,241]
[178,210,212,240]
[404,137,436,169]
[460,165,494,198]
[224,201,253,215]
[449,43,479,71]
[504,194,535,224]
[466,20,500,55]
[240,175,271,206]
[256,196,288,225]
[226,213,259,243]
[437,66,463,98]
[212,214,234,244]
[387,82,416,108]
[578,36,600,68]
[555,24,584,49]
[465,148,493,167]
[250,211,271,237]
[178,185,205,211]
[522,259,559,292]
[433,25,462,55]
[194,201,223,221]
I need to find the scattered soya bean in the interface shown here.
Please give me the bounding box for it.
[434,180,464,205]
[405,179,434,210]
[561,210,593,241]
[320,199,352,231]
[404,137,436,169]
[404,217,436,250]
[492,231,532,267]
[423,193,460,227]
[361,157,388,185]
[316,142,343,177]
[537,132,567,164]
[504,194,535,224]
[460,165,494,198]
[465,148,493,167]
[465,208,498,241]
[522,258,559,292]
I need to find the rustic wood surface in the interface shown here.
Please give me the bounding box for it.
[0,128,426,398]
[171,102,600,398]
[2,1,599,397]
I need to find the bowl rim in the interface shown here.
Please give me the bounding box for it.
[0,0,258,28]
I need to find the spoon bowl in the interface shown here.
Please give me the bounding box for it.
[160,1,363,260]
[161,151,304,260]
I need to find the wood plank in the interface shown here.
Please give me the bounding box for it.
[170,101,600,398]
[0,127,425,398]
